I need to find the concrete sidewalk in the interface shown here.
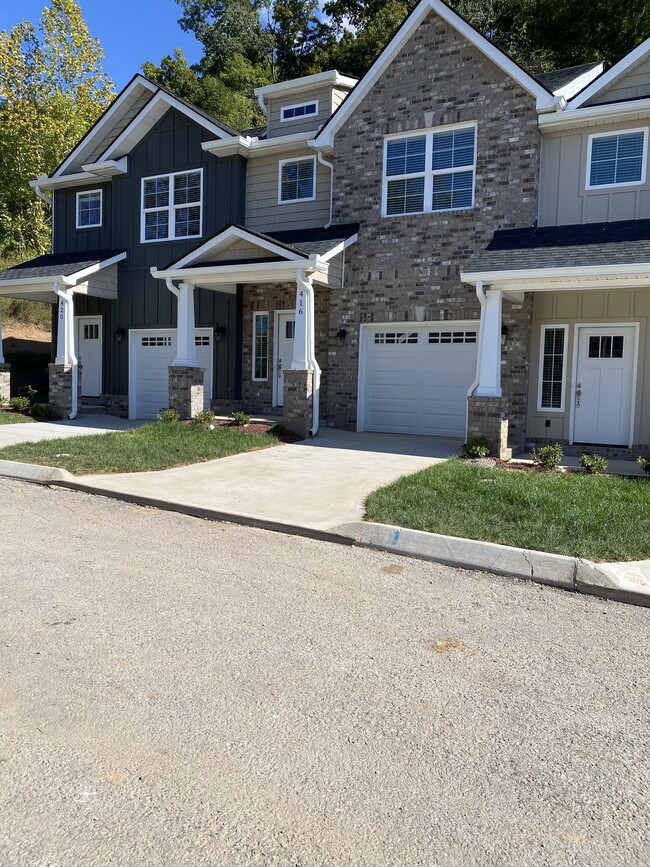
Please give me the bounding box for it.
[0,414,142,447]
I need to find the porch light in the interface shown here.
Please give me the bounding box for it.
[114,327,125,343]
[501,324,509,338]
[336,328,347,345]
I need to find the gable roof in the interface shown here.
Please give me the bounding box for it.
[568,37,650,109]
[314,0,557,149]
[536,62,604,100]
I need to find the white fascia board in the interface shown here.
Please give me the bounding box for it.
[462,261,650,286]
[80,156,128,177]
[0,275,71,290]
[53,76,157,178]
[202,130,316,159]
[67,251,127,283]
[167,226,305,270]
[151,259,326,283]
[568,38,650,109]
[317,234,358,261]
[30,173,96,191]
[539,97,650,131]
[201,136,253,158]
[254,70,358,100]
[314,0,554,148]
[551,63,604,101]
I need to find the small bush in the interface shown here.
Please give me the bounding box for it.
[531,442,563,470]
[8,396,31,412]
[230,410,251,427]
[580,453,609,474]
[637,456,650,476]
[462,436,490,459]
[17,384,38,402]
[156,407,181,423]
[30,402,56,419]
[193,409,216,425]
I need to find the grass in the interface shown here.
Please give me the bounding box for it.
[0,410,33,425]
[0,421,280,475]
[365,458,650,562]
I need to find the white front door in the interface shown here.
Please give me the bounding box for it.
[573,326,637,446]
[275,312,295,407]
[76,316,102,397]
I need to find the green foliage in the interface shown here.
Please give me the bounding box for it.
[531,442,563,470]
[193,408,216,424]
[230,410,251,426]
[30,402,55,418]
[637,456,650,476]
[580,453,609,475]
[8,396,31,411]
[156,407,181,423]
[462,436,490,459]
[0,0,114,257]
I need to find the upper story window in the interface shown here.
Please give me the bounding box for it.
[383,123,477,217]
[586,129,648,189]
[76,189,102,229]
[281,100,318,122]
[141,169,202,243]
[278,157,316,204]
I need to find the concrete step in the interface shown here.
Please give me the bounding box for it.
[78,404,108,415]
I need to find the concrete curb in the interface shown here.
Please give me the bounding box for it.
[0,459,75,484]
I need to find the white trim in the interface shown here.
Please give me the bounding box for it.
[160,225,306,271]
[462,261,650,285]
[281,100,319,122]
[75,189,103,230]
[381,121,477,218]
[585,127,648,190]
[318,234,358,261]
[568,37,650,109]
[255,70,357,100]
[278,156,317,204]
[569,322,639,448]
[202,130,314,159]
[272,309,295,406]
[0,251,127,292]
[537,324,568,413]
[252,311,270,382]
[550,64,604,101]
[140,168,203,244]
[539,97,650,132]
[75,315,103,397]
[315,0,555,148]
[151,259,330,287]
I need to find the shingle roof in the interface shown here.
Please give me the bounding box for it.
[264,223,359,256]
[469,220,650,273]
[535,62,602,93]
[0,250,125,282]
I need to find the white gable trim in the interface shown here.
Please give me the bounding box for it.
[168,226,307,271]
[53,77,157,178]
[568,37,650,109]
[314,0,555,148]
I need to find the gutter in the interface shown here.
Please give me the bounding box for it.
[297,269,321,436]
[465,281,485,438]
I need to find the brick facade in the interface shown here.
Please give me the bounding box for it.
[168,366,205,419]
[48,364,82,418]
[282,369,313,439]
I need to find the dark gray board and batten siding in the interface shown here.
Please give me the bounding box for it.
[53,107,246,401]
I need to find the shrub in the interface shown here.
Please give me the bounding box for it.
[230,410,251,427]
[637,456,650,476]
[531,442,563,470]
[8,396,30,412]
[462,436,490,459]
[193,409,216,425]
[17,384,38,402]
[580,453,609,474]
[30,402,56,419]
[156,407,181,423]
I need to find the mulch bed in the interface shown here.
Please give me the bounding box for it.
[188,419,304,444]
[466,457,578,474]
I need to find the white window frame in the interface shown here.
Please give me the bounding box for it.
[252,311,270,381]
[76,189,103,229]
[585,128,648,191]
[278,156,316,205]
[381,120,478,218]
[537,324,568,413]
[140,168,203,243]
[280,100,319,122]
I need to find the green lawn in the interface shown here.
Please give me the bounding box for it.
[0,410,33,425]
[0,422,280,475]
[365,458,650,562]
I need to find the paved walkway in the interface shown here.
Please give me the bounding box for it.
[0,414,142,447]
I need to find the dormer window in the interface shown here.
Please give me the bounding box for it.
[281,100,319,122]
[141,169,203,242]
[76,190,102,229]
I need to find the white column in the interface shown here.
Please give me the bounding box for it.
[54,284,75,365]
[291,270,311,370]
[0,302,4,363]
[476,288,502,397]
[174,282,198,367]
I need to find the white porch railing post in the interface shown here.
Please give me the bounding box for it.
[291,270,310,370]
[174,282,198,367]
[476,288,503,397]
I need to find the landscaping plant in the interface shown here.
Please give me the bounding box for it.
[637,456,650,475]
[531,442,563,470]
[580,453,609,474]
[230,410,251,427]
[156,407,181,423]
[8,396,30,412]
[193,409,216,425]
[462,436,490,458]
[29,402,55,419]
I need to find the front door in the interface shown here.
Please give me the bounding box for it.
[275,312,295,407]
[573,326,636,445]
[76,316,102,397]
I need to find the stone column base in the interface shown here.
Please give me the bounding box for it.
[282,369,313,440]
[467,395,512,460]
[168,366,205,419]
[0,363,10,404]
[49,364,82,418]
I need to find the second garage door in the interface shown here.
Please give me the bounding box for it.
[360,324,478,437]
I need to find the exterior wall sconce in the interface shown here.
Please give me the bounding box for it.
[501,324,509,338]
[336,328,346,345]
[214,325,226,342]
[114,327,125,343]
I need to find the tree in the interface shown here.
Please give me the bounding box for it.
[0,0,115,258]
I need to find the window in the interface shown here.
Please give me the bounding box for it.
[141,336,172,347]
[538,326,567,411]
[374,332,419,344]
[76,190,102,228]
[141,169,202,242]
[588,334,625,359]
[279,157,315,203]
[83,323,99,340]
[253,313,269,380]
[383,124,476,217]
[429,330,477,344]
[587,129,647,189]
[281,100,318,122]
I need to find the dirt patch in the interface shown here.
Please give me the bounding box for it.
[189,419,304,444]
[2,323,51,354]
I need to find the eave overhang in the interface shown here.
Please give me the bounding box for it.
[151,258,331,287]
[31,157,128,192]
[202,130,316,159]
[461,262,650,293]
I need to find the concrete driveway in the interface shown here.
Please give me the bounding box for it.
[75,428,461,531]
[0,414,142,447]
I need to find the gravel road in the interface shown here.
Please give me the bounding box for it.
[0,478,648,867]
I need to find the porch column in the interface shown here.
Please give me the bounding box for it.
[290,275,310,370]
[476,288,502,397]
[283,270,318,439]
[168,281,203,418]
[174,282,198,367]
[0,304,9,404]
[50,285,79,418]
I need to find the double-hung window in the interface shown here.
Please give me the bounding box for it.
[538,326,567,411]
[383,123,476,217]
[279,157,316,204]
[586,129,647,189]
[76,190,102,228]
[141,169,203,242]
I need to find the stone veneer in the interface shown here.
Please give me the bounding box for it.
[282,369,313,440]
[168,366,204,419]
[326,9,540,440]
[48,364,82,418]
[467,396,511,459]
[0,364,10,403]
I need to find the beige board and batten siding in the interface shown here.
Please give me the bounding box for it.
[527,289,649,445]
[539,118,650,226]
[585,57,650,106]
[266,88,334,138]
[245,147,331,232]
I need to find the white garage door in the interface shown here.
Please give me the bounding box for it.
[360,324,478,436]
[130,329,213,419]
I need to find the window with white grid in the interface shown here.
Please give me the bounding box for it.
[141,169,202,242]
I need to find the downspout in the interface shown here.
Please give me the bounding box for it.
[297,269,321,436]
[466,281,485,437]
[165,277,180,299]
[315,150,334,229]
[53,284,78,420]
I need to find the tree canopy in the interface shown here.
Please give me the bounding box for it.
[0,0,115,258]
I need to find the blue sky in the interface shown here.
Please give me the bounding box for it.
[0,0,203,90]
